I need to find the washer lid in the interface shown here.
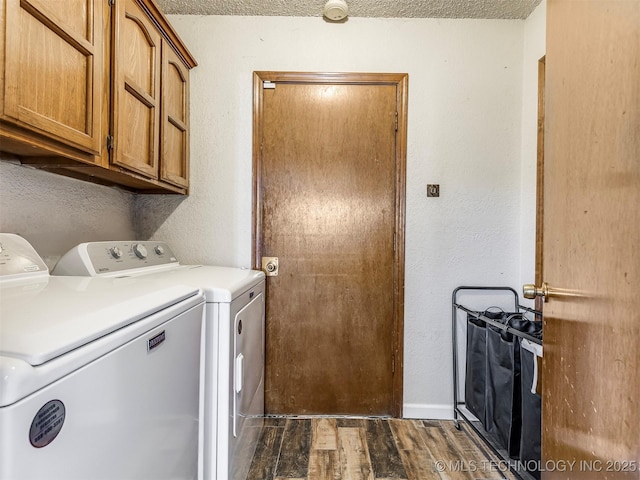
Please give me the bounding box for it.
[0,275,200,366]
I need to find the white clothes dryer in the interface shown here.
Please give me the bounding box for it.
[53,240,266,480]
[0,234,205,480]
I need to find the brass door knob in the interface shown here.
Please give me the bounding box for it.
[523,282,549,301]
[261,257,279,276]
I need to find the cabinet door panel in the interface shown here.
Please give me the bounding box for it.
[2,0,102,155]
[123,16,156,96]
[122,89,154,169]
[160,43,189,188]
[112,0,161,179]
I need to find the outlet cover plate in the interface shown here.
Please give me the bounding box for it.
[427,184,440,197]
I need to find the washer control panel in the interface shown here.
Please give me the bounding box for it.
[52,241,179,276]
[0,233,49,280]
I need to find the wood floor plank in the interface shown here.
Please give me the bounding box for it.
[275,418,311,478]
[415,421,475,480]
[312,417,339,450]
[249,418,522,480]
[364,419,407,478]
[441,422,481,456]
[421,420,441,428]
[388,418,428,451]
[442,422,492,472]
[398,449,442,480]
[338,427,374,480]
[246,426,285,480]
[336,417,365,428]
[309,449,341,480]
[448,423,518,480]
[264,416,288,427]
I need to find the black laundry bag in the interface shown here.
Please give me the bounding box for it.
[464,309,504,428]
[519,336,543,480]
[485,313,542,458]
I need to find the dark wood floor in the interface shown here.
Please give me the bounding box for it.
[246,417,518,480]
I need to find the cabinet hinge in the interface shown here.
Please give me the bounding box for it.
[395,111,398,132]
[106,135,114,150]
[108,0,115,6]
[391,354,395,374]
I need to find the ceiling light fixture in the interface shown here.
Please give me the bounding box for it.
[323,0,349,21]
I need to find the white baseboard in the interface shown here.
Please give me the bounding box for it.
[402,403,454,420]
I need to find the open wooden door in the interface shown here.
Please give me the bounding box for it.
[536,1,640,477]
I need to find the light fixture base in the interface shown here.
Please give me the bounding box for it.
[323,0,349,21]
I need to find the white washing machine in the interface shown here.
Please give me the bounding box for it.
[0,234,205,480]
[52,241,266,480]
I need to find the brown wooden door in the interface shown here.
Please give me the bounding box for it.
[543,1,639,477]
[253,72,407,416]
[2,0,102,155]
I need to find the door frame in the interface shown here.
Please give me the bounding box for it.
[251,71,408,417]
[534,56,545,313]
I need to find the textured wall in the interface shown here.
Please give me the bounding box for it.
[135,14,542,417]
[0,160,135,269]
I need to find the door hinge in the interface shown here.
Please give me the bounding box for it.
[106,135,114,151]
[263,81,276,90]
[108,0,115,6]
[393,231,397,252]
[395,111,398,132]
[392,354,395,374]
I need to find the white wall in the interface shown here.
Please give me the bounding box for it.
[136,14,537,418]
[0,158,135,269]
[519,0,546,296]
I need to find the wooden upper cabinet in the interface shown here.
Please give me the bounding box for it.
[111,0,162,179]
[160,41,190,188]
[1,0,102,157]
[0,0,196,194]
[110,0,195,192]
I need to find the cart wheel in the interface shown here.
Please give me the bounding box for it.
[454,420,461,430]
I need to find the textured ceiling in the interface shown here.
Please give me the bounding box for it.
[156,0,543,20]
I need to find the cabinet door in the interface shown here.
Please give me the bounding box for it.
[2,0,102,155]
[160,42,190,189]
[112,0,161,179]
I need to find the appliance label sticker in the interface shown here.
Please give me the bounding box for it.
[29,400,65,448]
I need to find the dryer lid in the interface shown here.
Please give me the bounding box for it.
[144,265,265,302]
[0,276,200,366]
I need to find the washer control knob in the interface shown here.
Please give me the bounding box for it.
[133,243,148,259]
[154,245,165,255]
[110,246,123,259]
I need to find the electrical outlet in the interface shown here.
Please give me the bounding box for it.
[427,184,440,197]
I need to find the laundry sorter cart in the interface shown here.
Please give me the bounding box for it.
[452,286,543,480]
